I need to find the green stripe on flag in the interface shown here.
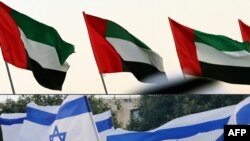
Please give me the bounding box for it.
[195,30,249,52]
[10,10,74,65]
[106,21,151,50]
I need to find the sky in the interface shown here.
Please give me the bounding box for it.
[1,0,250,94]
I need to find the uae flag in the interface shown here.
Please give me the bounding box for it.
[0,2,74,90]
[169,18,250,85]
[239,20,250,41]
[84,13,167,83]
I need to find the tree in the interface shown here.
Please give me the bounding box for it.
[88,96,121,128]
[1,95,65,113]
[127,95,248,131]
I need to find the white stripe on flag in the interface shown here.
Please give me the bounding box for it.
[106,37,164,72]
[224,50,250,57]
[227,97,250,125]
[196,42,250,67]
[19,29,69,72]
[0,113,26,141]
[162,129,223,141]
[94,110,112,123]
[106,104,238,141]
[94,110,114,141]
[18,96,100,141]
[27,102,59,113]
[0,110,112,141]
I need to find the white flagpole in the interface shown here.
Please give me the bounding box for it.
[86,96,101,141]
[5,62,16,94]
[90,112,101,141]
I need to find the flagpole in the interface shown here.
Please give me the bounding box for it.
[182,73,186,80]
[100,74,108,95]
[90,112,101,141]
[85,96,101,141]
[83,12,109,95]
[5,62,16,94]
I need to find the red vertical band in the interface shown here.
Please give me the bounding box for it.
[84,13,123,73]
[0,2,12,13]
[239,19,250,42]
[169,18,202,76]
[0,4,28,69]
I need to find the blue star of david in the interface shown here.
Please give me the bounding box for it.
[49,126,67,141]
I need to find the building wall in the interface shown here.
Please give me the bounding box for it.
[102,98,139,128]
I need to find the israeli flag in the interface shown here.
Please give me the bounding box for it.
[94,110,114,140]
[215,96,250,141]
[106,96,250,141]
[18,96,100,141]
[0,110,113,141]
[0,113,26,141]
[107,105,235,141]
[227,96,250,125]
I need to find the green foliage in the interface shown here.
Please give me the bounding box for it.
[127,95,248,131]
[88,96,110,114]
[88,96,121,128]
[1,95,66,113]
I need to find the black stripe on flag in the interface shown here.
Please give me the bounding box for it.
[29,59,67,90]
[200,61,250,85]
[122,60,167,83]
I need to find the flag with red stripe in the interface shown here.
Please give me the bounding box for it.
[84,13,167,83]
[0,2,74,90]
[239,20,250,42]
[169,18,250,84]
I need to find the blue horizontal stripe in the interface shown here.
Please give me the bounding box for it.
[26,96,90,125]
[96,117,113,132]
[26,107,56,126]
[0,117,25,125]
[0,97,113,133]
[56,96,90,120]
[108,117,230,141]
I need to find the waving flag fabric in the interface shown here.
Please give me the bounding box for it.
[106,97,250,141]
[18,96,99,141]
[0,2,74,90]
[0,113,26,141]
[94,110,114,133]
[94,110,114,141]
[1,110,113,141]
[169,18,250,85]
[228,97,250,125]
[84,13,167,83]
[239,20,250,41]
[217,97,250,140]
[2,97,250,141]
[0,105,114,141]
[106,105,234,141]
